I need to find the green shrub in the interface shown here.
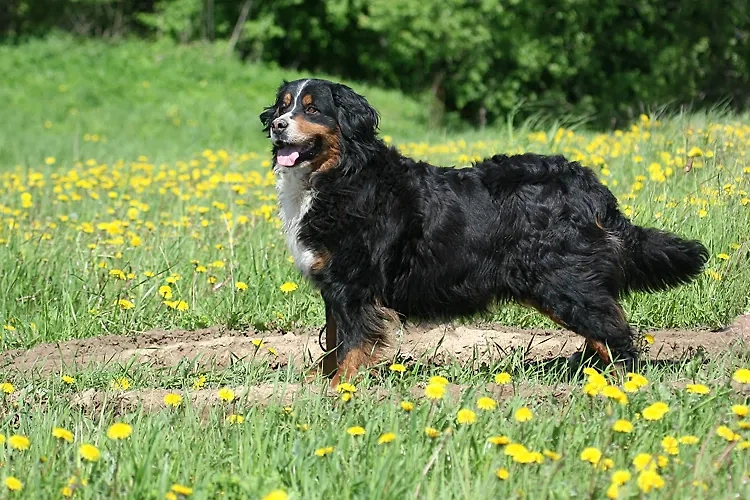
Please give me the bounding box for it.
[3,0,749,127]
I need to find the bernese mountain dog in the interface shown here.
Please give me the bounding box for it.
[260,78,709,384]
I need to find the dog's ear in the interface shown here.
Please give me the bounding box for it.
[332,83,379,140]
[260,80,290,131]
[259,105,275,132]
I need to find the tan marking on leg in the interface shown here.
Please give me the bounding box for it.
[586,338,612,364]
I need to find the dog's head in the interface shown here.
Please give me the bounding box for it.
[260,79,379,171]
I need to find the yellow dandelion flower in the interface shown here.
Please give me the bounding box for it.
[164,393,183,407]
[716,425,741,441]
[315,446,334,457]
[341,392,352,402]
[543,450,562,461]
[678,435,699,445]
[389,363,406,373]
[61,375,75,385]
[424,427,441,438]
[606,484,619,499]
[685,383,710,395]
[217,387,235,402]
[496,468,509,480]
[514,450,544,464]
[52,427,74,443]
[117,298,135,310]
[280,282,298,293]
[4,477,22,491]
[612,419,633,433]
[732,404,749,417]
[261,490,288,500]
[580,447,602,465]
[476,396,497,411]
[494,372,512,384]
[717,253,730,261]
[335,383,357,394]
[79,443,100,462]
[158,285,172,298]
[598,458,615,471]
[0,382,15,394]
[106,422,132,440]
[456,408,477,425]
[611,470,631,486]
[171,484,193,496]
[514,407,533,422]
[192,375,206,390]
[733,368,750,384]
[687,147,703,158]
[637,469,665,493]
[400,401,414,412]
[642,402,669,421]
[428,375,449,386]
[632,453,654,471]
[644,334,655,344]
[347,426,366,436]
[424,383,446,400]
[601,385,628,405]
[487,435,511,446]
[8,435,30,450]
[378,432,397,445]
[661,436,679,455]
[44,156,56,165]
[235,281,248,291]
[112,377,131,390]
[627,373,649,388]
[504,443,529,458]
[227,414,244,424]
[109,269,126,280]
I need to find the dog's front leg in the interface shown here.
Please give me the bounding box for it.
[322,298,338,377]
[323,291,391,387]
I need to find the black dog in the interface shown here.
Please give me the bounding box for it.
[260,78,708,381]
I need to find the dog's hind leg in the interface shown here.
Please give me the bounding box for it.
[529,285,637,370]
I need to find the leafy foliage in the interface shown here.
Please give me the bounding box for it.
[2,0,749,125]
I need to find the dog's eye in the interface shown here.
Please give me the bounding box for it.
[306,106,318,115]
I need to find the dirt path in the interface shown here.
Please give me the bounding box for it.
[1,316,748,375]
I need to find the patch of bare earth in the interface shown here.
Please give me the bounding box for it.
[2,316,749,414]
[1,316,748,375]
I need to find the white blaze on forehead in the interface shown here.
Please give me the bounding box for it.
[273,79,312,167]
[277,79,310,121]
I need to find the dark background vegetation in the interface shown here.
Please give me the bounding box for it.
[3,0,749,128]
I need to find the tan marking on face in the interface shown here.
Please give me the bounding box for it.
[302,94,313,106]
[289,116,342,172]
[282,93,292,107]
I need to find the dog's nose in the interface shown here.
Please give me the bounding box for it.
[271,118,288,131]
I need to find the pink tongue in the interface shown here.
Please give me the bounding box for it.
[276,146,301,167]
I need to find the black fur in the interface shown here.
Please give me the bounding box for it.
[262,79,709,369]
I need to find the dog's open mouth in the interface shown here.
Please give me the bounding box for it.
[275,141,319,167]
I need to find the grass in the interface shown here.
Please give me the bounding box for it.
[0,36,750,498]
[2,348,750,498]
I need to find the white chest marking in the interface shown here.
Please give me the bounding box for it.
[276,166,316,276]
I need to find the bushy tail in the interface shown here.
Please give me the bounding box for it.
[621,225,709,293]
